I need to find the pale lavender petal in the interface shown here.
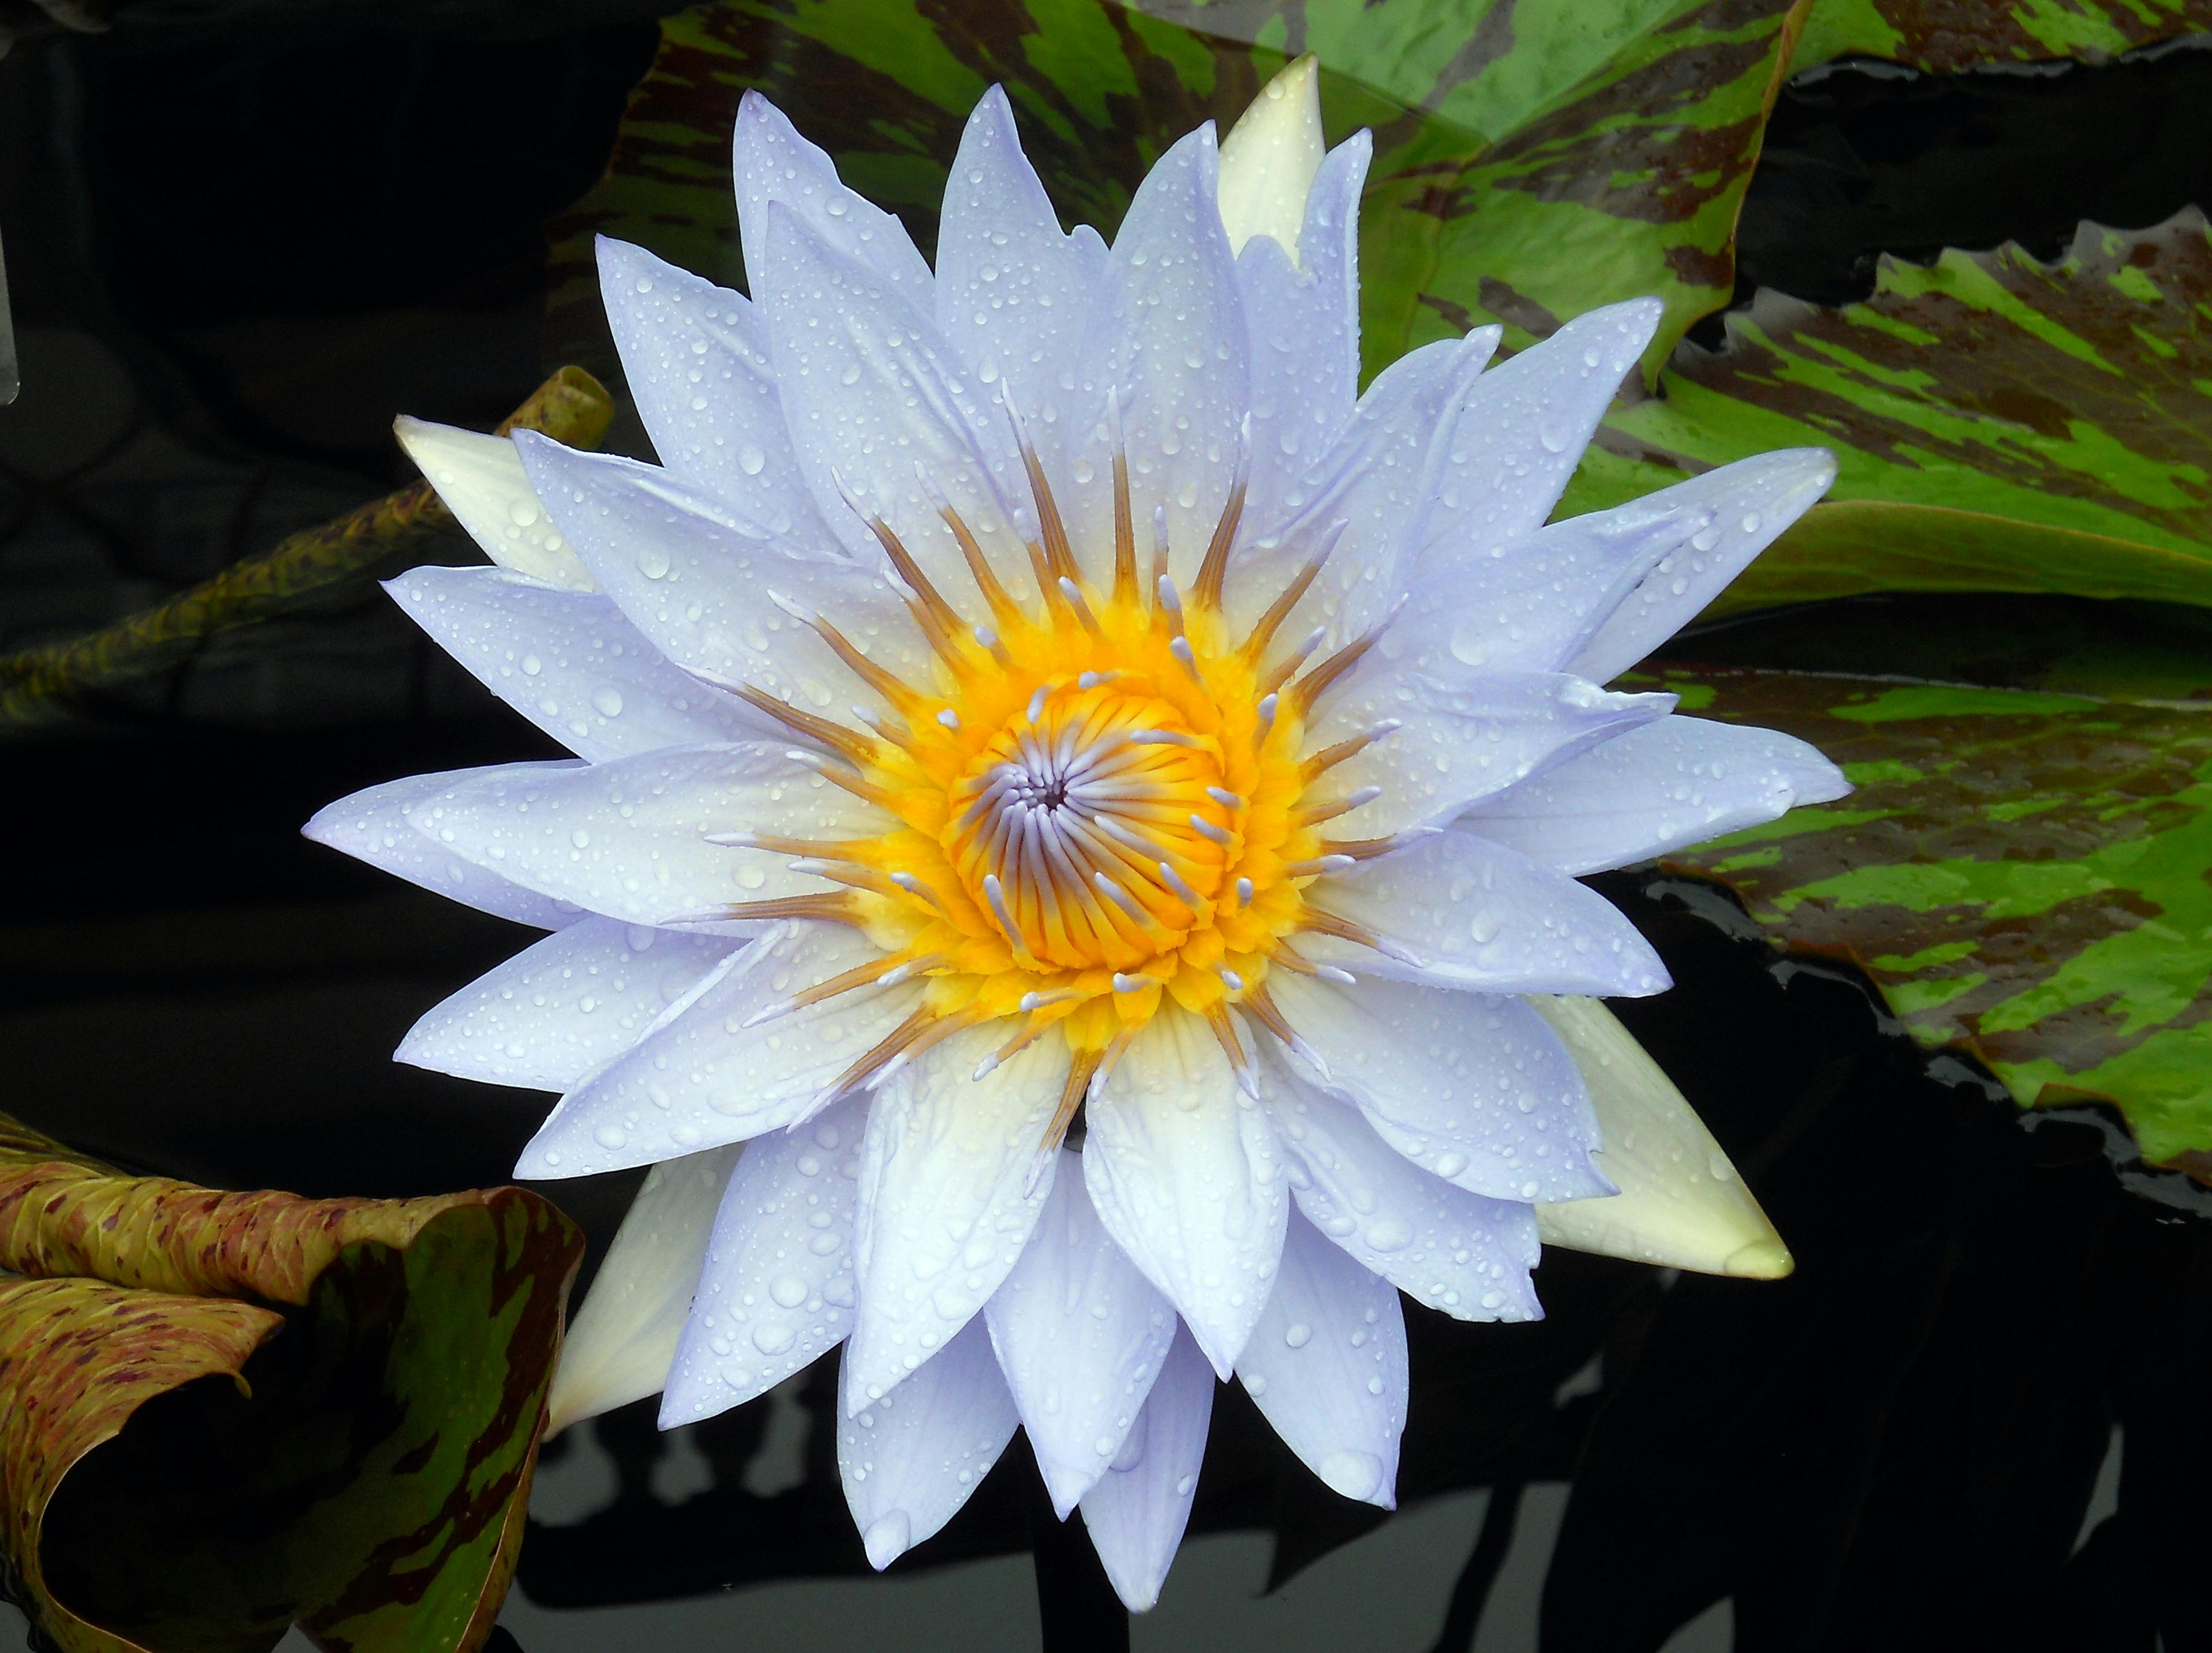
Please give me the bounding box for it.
[385,565,773,760]
[757,203,1036,614]
[1231,327,1496,647]
[936,86,1100,486]
[661,1094,868,1426]
[839,1312,1020,1569]
[1304,828,1671,998]
[521,923,923,1178]
[1083,1011,1288,1377]
[1419,298,1662,561]
[596,237,835,541]
[844,1029,1066,1412]
[1064,125,1247,589]
[1461,715,1850,876]
[1564,449,1837,682]
[1078,1324,1215,1612]
[733,90,934,300]
[398,743,881,928]
[513,431,935,701]
[1238,132,1368,537]
[1262,971,1607,1204]
[1305,670,1674,838]
[1235,1212,1406,1508]
[303,767,582,930]
[397,916,738,1093]
[1254,1064,1544,1321]
[984,1151,1179,1516]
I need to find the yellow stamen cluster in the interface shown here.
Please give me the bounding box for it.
[721,423,1397,1138]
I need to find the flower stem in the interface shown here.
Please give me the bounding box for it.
[0,365,613,727]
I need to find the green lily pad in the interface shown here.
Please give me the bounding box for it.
[1638,664,2212,1178]
[0,1115,584,1653]
[1571,210,2212,616]
[1789,0,2212,74]
[546,0,1806,386]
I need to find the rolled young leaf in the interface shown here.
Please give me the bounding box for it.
[0,1114,584,1653]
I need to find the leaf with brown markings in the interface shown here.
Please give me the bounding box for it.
[1575,211,2212,618]
[1637,665,2212,1179]
[0,1115,583,1653]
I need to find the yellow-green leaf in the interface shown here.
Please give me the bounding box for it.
[0,1116,584,1653]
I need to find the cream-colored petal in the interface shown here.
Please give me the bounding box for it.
[393,415,595,590]
[1217,54,1324,264]
[545,1143,742,1434]
[1525,995,1792,1280]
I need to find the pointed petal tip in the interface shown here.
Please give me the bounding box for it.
[861,1509,913,1570]
[1722,1234,1794,1280]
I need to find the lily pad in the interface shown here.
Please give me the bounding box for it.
[1789,0,2212,74]
[545,0,1808,386]
[1573,211,2212,615]
[0,1114,584,1653]
[1635,664,2212,1177]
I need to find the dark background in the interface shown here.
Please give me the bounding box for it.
[2,7,2211,1649]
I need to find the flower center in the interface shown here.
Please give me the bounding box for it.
[712,414,1402,1125]
[945,679,1236,974]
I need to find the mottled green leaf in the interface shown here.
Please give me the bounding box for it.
[1568,211,2212,616]
[546,0,1807,390]
[1640,664,2212,1178]
[1790,0,2212,74]
[0,1115,584,1653]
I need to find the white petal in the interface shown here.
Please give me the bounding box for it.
[399,743,880,928]
[546,1143,741,1433]
[984,1151,1179,1516]
[1263,971,1606,1204]
[733,91,934,299]
[757,203,1034,610]
[935,86,1102,488]
[1421,299,1662,563]
[1217,55,1324,262]
[1083,1010,1288,1376]
[1527,995,1792,1278]
[393,417,595,589]
[838,1312,1020,1569]
[1256,1064,1541,1320]
[1308,671,1675,839]
[661,1094,868,1426]
[303,767,582,930]
[1565,449,1837,682]
[844,1029,1067,1412]
[1461,714,1850,876]
[513,432,935,702]
[1066,124,1247,589]
[384,565,771,761]
[1078,1324,1215,1612]
[1237,329,1496,642]
[1237,131,1368,534]
[595,237,836,542]
[397,917,738,1092]
[521,923,923,1178]
[1305,827,1671,998]
[1389,499,1717,682]
[1235,1212,1406,1508]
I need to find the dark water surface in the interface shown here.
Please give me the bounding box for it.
[3,8,2210,1651]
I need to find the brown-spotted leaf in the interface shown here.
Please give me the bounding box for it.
[1637,664,2212,1180]
[1573,211,2212,616]
[545,0,1806,400]
[1790,0,2212,74]
[0,1115,584,1653]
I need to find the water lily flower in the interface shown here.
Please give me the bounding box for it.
[308,57,1845,1609]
